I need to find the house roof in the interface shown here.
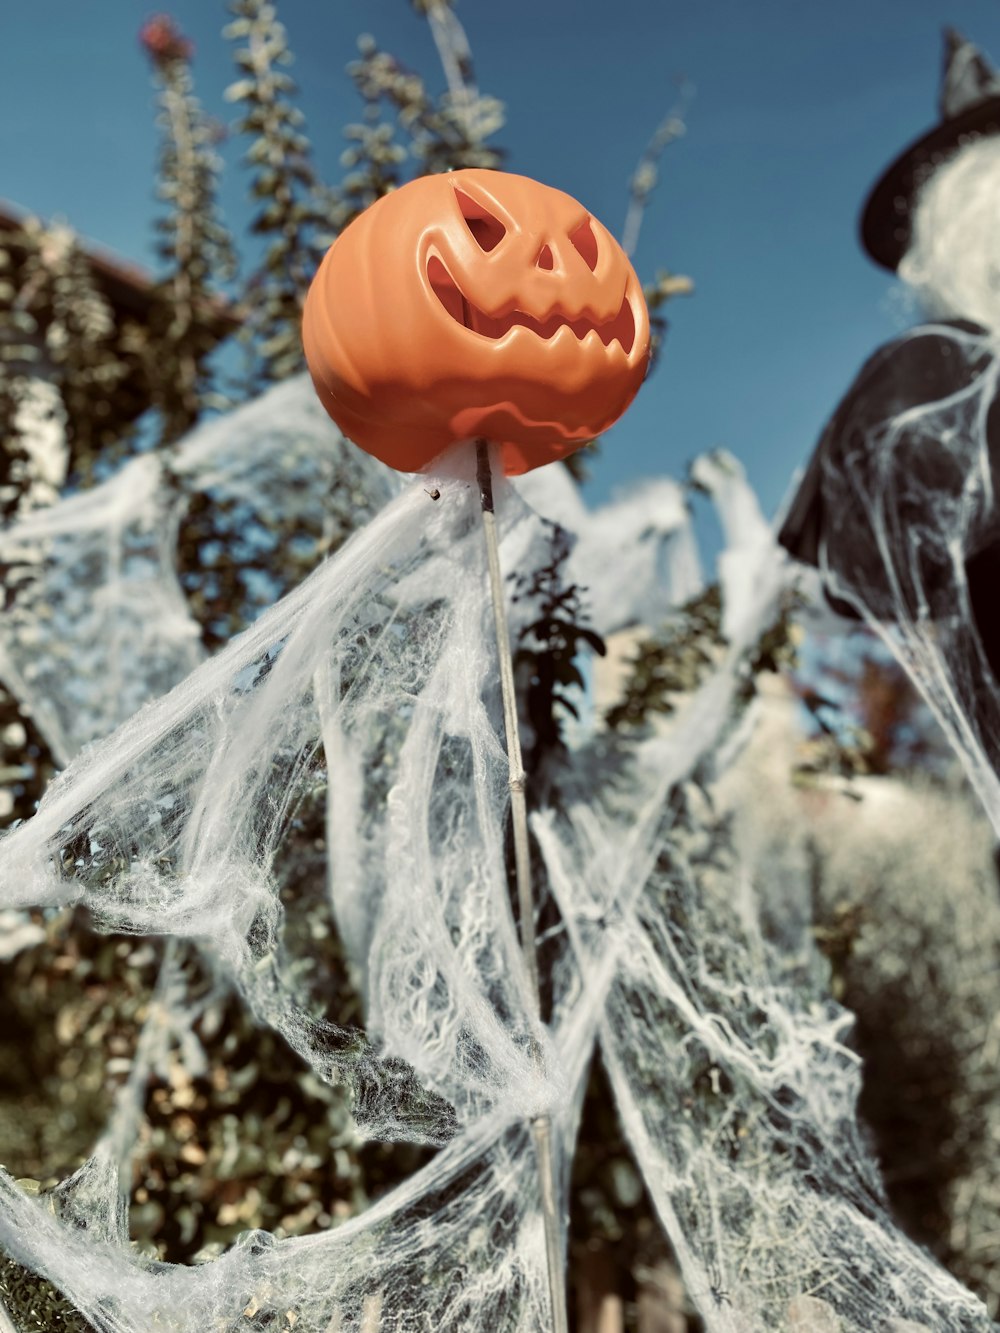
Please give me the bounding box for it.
[0,199,157,321]
[0,199,238,333]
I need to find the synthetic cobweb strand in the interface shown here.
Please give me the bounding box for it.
[0,455,697,1332]
[0,376,402,1268]
[813,325,1000,827]
[1,408,995,1330]
[0,382,710,1331]
[536,709,994,1328]
[516,461,704,634]
[0,455,201,767]
[547,803,992,1332]
[0,467,567,1137]
[0,463,611,1333]
[0,375,398,766]
[0,371,696,781]
[531,467,992,1333]
[0,1121,563,1332]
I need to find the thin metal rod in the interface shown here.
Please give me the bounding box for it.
[476,439,568,1333]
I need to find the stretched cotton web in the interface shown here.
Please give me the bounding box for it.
[0,454,201,767]
[0,376,398,764]
[0,450,601,1331]
[516,462,704,634]
[537,795,993,1333]
[791,322,1000,828]
[0,376,406,1316]
[0,380,995,1330]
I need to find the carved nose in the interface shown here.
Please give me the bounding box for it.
[535,243,554,270]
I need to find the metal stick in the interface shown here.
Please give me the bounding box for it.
[475,438,568,1333]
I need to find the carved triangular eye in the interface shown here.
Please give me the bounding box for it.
[455,188,506,252]
[569,217,598,271]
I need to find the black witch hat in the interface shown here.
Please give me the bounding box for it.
[861,29,1000,271]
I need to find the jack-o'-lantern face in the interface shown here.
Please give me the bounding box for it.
[303,169,650,475]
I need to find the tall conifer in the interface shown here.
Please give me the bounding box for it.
[141,15,237,441]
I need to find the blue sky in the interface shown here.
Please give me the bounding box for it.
[2,0,999,518]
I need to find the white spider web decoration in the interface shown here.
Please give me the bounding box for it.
[0,377,994,1331]
[797,323,1000,828]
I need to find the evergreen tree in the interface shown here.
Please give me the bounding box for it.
[345,29,505,184]
[141,15,237,443]
[224,0,336,385]
[0,217,145,496]
[406,0,505,172]
[23,220,139,481]
[0,215,146,832]
[0,226,43,522]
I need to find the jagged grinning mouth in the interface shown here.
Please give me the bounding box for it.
[428,256,636,354]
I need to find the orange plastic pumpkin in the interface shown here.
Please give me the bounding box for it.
[302,169,650,475]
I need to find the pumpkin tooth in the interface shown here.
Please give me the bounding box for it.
[428,257,635,351]
[601,294,636,353]
[427,256,465,326]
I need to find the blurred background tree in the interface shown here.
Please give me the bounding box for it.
[140,13,238,442]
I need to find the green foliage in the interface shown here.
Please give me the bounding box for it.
[3,6,998,1327]
[0,1247,95,1332]
[0,699,55,831]
[0,216,145,830]
[220,1,506,385]
[568,1051,687,1327]
[793,777,1000,1318]
[510,520,606,790]
[605,586,726,733]
[0,218,141,500]
[644,269,695,375]
[142,15,238,443]
[343,28,504,192]
[606,582,802,739]
[0,234,41,518]
[0,909,361,1267]
[168,438,392,651]
[224,0,335,385]
[22,224,136,481]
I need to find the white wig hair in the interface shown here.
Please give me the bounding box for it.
[899,132,1000,333]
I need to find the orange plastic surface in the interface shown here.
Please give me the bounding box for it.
[302,169,650,475]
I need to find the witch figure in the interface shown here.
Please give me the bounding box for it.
[779,29,1000,790]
